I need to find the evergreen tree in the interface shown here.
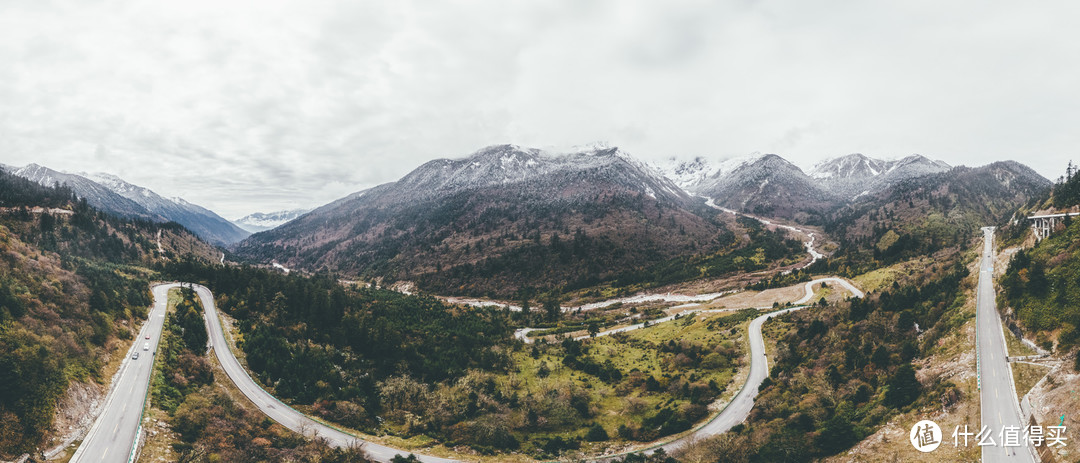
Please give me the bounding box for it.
[884,363,920,407]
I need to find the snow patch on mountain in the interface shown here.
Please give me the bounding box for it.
[11,164,248,245]
[232,209,312,233]
[389,144,689,207]
[808,153,887,179]
[652,153,768,190]
[808,153,952,200]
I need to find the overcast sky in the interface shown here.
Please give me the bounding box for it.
[2,1,1079,218]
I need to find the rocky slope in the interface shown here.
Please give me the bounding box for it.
[664,154,839,223]
[808,153,951,200]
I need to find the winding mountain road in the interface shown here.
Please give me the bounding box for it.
[976,228,1035,462]
[513,277,862,344]
[182,282,456,463]
[794,277,864,305]
[648,304,810,456]
[140,276,858,463]
[592,277,863,460]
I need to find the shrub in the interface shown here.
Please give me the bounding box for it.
[586,423,609,441]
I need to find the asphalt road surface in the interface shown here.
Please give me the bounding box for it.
[600,277,866,460]
[651,278,864,455]
[794,277,865,305]
[188,282,458,463]
[70,277,866,463]
[651,304,809,456]
[70,284,170,463]
[977,227,1035,462]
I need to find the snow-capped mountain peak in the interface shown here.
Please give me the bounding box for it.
[884,154,951,175]
[652,156,712,190]
[809,153,888,180]
[170,196,194,206]
[652,152,772,190]
[13,164,157,220]
[712,152,770,178]
[10,164,248,245]
[392,144,688,206]
[232,209,311,233]
[806,153,952,200]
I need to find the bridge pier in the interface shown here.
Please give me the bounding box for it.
[1028,212,1079,241]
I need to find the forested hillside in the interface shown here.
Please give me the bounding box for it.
[233,145,804,298]
[823,161,1049,274]
[1049,161,1080,209]
[162,259,517,449]
[0,167,217,457]
[164,258,766,458]
[148,287,368,461]
[686,257,973,462]
[1001,162,1080,360]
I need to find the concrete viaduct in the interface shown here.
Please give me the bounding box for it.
[1028,212,1080,240]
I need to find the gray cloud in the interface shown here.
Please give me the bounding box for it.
[1,0,1079,218]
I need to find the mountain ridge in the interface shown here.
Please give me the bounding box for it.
[234,145,1051,296]
[10,164,248,245]
[84,171,250,245]
[233,144,780,297]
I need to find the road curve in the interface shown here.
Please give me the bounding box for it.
[172,276,860,463]
[653,304,809,455]
[596,278,864,461]
[513,276,861,344]
[794,277,865,305]
[976,228,1035,462]
[592,306,811,462]
[176,282,458,463]
[70,284,171,463]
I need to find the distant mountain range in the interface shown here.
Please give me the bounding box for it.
[655,153,956,222]
[233,144,750,296]
[5,147,1051,288]
[808,153,953,199]
[231,209,311,233]
[6,163,249,245]
[825,160,1050,252]
[233,144,1051,295]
